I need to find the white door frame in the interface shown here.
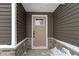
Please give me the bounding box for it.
[32,15,48,49]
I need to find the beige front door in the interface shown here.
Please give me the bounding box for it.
[32,15,48,49]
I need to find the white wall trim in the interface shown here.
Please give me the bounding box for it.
[11,3,17,46]
[46,15,48,49]
[48,37,79,54]
[32,15,48,49]
[32,15,33,49]
[15,37,30,49]
[0,37,30,50]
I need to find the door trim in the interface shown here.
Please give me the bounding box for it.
[32,15,48,49]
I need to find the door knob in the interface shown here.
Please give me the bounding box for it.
[33,30,35,38]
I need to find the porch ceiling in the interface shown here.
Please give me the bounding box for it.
[22,3,60,12]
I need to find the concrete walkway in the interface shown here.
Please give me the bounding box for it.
[23,48,77,56]
[23,49,50,56]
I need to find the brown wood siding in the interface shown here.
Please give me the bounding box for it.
[0,3,11,45]
[53,3,79,47]
[17,3,26,43]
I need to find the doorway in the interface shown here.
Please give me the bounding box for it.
[32,15,48,49]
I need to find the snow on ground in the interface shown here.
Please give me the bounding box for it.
[50,47,77,56]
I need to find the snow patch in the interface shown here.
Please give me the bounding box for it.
[50,47,77,56]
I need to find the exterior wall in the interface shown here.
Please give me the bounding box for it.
[0,3,11,45]
[17,3,26,43]
[15,39,31,56]
[0,3,30,56]
[49,38,79,55]
[0,39,31,56]
[48,39,56,49]
[53,4,79,47]
[26,12,53,37]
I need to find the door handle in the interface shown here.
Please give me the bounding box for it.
[33,30,35,38]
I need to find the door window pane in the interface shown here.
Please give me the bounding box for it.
[35,19,43,26]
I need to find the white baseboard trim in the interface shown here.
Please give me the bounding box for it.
[0,37,31,50]
[48,37,79,54]
[15,37,31,49]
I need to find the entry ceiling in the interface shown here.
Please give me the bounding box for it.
[22,3,60,12]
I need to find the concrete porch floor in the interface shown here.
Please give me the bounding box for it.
[22,47,78,56]
[23,49,51,56]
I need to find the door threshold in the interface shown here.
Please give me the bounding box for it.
[32,46,48,49]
